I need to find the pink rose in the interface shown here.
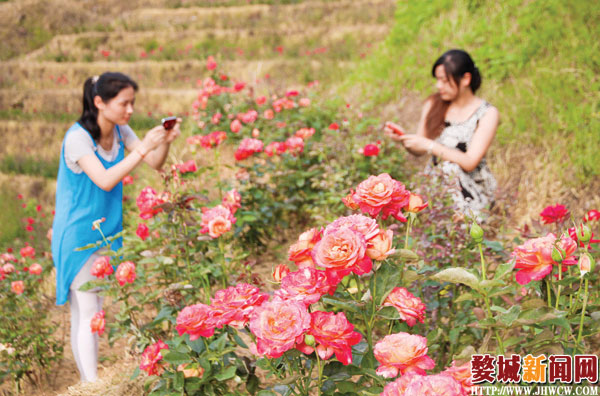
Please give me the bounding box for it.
[311,227,372,283]
[374,332,435,378]
[297,311,361,366]
[272,264,290,282]
[230,119,242,133]
[380,372,422,396]
[115,261,136,286]
[3,263,15,274]
[176,303,215,340]
[324,214,380,242]
[382,287,426,327]
[234,138,264,161]
[140,340,169,376]
[285,136,304,155]
[20,246,35,258]
[288,228,322,269]
[342,191,360,210]
[11,280,24,295]
[206,55,217,70]
[200,205,236,238]
[298,98,311,107]
[295,127,315,139]
[136,223,150,241]
[91,256,114,279]
[249,298,310,358]
[255,96,267,105]
[366,229,396,261]
[442,360,473,394]
[362,144,380,157]
[263,109,274,120]
[274,267,333,306]
[539,204,569,224]
[210,283,269,328]
[177,363,205,379]
[136,187,165,219]
[406,193,428,213]
[175,160,198,174]
[28,263,43,275]
[265,141,287,157]
[90,310,105,335]
[352,173,410,221]
[386,373,464,396]
[222,189,241,214]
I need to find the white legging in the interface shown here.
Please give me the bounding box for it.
[69,250,105,383]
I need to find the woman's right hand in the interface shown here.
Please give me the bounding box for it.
[139,125,167,153]
[383,122,404,142]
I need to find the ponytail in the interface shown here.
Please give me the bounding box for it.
[77,72,138,141]
[424,49,482,139]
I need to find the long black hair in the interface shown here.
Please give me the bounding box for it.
[78,72,138,141]
[425,49,482,139]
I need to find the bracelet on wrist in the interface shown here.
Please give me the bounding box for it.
[426,140,435,156]
[135,147,147,159]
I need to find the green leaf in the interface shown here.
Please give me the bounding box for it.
[214,366,236,381]
[174,370,184,391]
[377,306,400,320]
[372,261,402,305]
[498,305,521,327]
[321,296,362,313]
[336,381,357,393]
[493,261,515,280]
[396,249,419,261]
[163,351,191,366]
[454,292,474,303]
[431,268,480,290]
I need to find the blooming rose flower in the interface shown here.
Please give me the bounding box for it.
[176,303,215,340]
[123,175,134,185]
[3,263,15,274]
[400,373,465,396]
[230,119,242,133]
[329,123,339,130]
[285,136,304,155]
[406,193,428,213]
[91,256,114,279]
[206,55,217,70]
[288,228,322,268]
[380,372,421,396]
[140,340,169,376]
[295,127,315,139]
[366,229,396,261]
[263,109,274,120]
[352,174,410,221]
[382,287,426,327]
[255,96,267,105]
[210,283,269,328]
[222,189,242,214]
[20,246,35,258]
[584,209,600,223]
[324,214,380,242]
[252,128,260,138]
[200,205,236,238]
[342,191,360,210]
[249,298,310,358]
[115,261,136,286]
[299,98,311,107]
[239,110,258,124]
[136,223,149,241]
[512,233,577,285]
[442,360,473,394]
[362,144,380,157]
[539,204,569,224]
[90,310,105,335]
[211,112,222,124]
[234,138,264,161]
[272,264,290,282]
[136,187,165,219]
[177,363,205,378]
[175,160,197,174]
[311,227,371,283]
[233,81,245,92]
[297,311,361,365]
[274,267,332,306]
[265,141,287,157]
[11,280,24,295]
[29,263,43,275]
[374,332,435,378]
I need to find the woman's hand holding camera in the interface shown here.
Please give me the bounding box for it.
[139,125,167,155]
[164,118,182,144]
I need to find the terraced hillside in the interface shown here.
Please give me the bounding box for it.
[0,0,396,247]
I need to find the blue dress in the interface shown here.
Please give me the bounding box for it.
[52,123,124,305]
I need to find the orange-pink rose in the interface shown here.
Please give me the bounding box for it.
[115,261,136,286]
[222,189,242,214]
[272,264,290,282]
[3,263,15,274]
[28,263,43,275]
[11,280,24,295]
[311,227,371,283]
[352,173,410,221]
[177,363,205,378]
[90,310,105,335]
[297,311,361,366]
[387,373,464,396]
[288,228,322,268]
[200,205,236,238]
[210,283,269,328]
[295,127,315,139]
[374,332,435,378]
[274,267,333,306]
[176,303,215,340]
[442,360,473,394]
[140,340,169,376]
[366,229,396,261]
[325,214,380,242]
[230,119,242,133]
[91,256,114,279]
[382,287,425,327]
[406,193,429,213]
[249,298,310,358]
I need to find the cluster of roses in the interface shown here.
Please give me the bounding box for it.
[199,189,241,239]
[192,75,246,114]
[512,206,599,285]
[136,186,168,220]
[186,130,227,149]
[342,173,428,223]
[0,246,41,295]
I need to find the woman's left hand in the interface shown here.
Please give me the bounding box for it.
[165,118,182,143]
[397,134,432,152]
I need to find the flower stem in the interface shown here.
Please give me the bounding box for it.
[546,278,552,308]
[576,277,589,351]
[478,243,486,280]
[316,352,323,396]
[555,262,563,310]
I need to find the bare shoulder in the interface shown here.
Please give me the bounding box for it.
[483,104,499,122]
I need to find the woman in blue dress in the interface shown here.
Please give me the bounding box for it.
[51,72,180,382]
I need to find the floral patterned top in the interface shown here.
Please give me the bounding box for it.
[433,100,497,216]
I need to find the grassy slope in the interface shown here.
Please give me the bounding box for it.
[343,0,600,186]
